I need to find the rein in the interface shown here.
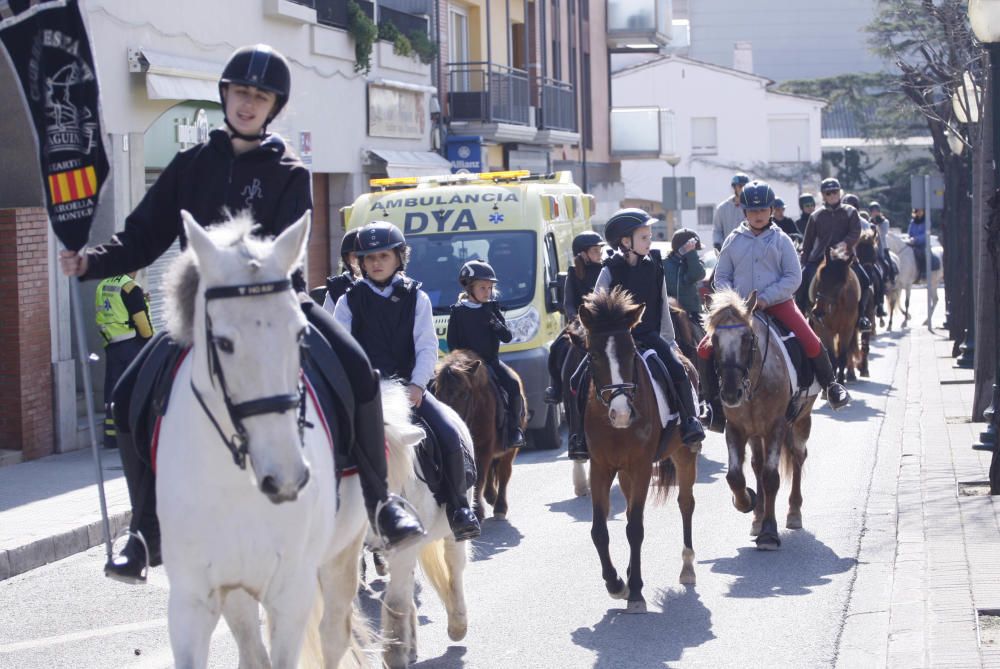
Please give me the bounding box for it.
[192,278,307,469]
[591,328,639,408]
[713,315,770,401]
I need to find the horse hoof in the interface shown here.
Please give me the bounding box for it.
[787,513,803,530]
[624,599,647,614]
[608,579,629,600]
[860,369,870,378]
[755,534,781,551]
[738,487,757,514]
[679,568,696,586]
[448,619,468,641]
[846,370,857,382]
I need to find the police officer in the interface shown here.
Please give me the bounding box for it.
[796,193,816,236]
[59,45,424,583]
[713,173,751,251]
[322,229,360,312]
[797,178,874,332]
[95,273,153,449]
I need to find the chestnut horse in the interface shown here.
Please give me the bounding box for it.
[852,230,881,377]
[809,246,860,385]
[433,349,524,520]
[705,289,817,549]
[578,288,698,614]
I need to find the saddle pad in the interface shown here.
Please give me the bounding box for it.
[761,319,820,397]
[639,350,679,428]
[414,416,476,509]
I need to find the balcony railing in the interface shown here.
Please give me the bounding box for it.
[379,5,428,37]
[316,0,373,29]
[447,62,530,126]
[610,107,675,157]
[607,0,672,49]
[539,78,576,132]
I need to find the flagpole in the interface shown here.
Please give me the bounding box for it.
[68,276,113,562]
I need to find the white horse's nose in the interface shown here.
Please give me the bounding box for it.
[260,464,310,504]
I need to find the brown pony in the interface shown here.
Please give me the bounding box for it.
[854,230,881,377]
[560,318,592,497]
[809,245,861,385]
[434,349,524,520]
[578,288,698,614]
[705,289,816,549]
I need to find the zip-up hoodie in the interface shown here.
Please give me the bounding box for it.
[714,222,802,306]
[83,129,311,280]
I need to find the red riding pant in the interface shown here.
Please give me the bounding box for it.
[697,299,822,359]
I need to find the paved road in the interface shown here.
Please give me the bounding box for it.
[0,327,906,668]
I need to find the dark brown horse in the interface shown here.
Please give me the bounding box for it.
[560,318,591,497]
[434,349,524,520]
[578,288,698,614]
[705,289,816,549]
[854,230,881,377]
[809,246,860,385]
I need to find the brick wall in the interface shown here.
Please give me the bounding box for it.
[0,208,53,459]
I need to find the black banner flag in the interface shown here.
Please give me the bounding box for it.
[0,0,108,251]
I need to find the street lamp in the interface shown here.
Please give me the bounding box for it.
[967,0,1000,486]
[665,154,682,239]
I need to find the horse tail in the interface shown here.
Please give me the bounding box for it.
[651,457,677,505]
[418,538,452,606]
[299,597,379,668]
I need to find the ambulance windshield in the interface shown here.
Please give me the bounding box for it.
[406,231,536,314]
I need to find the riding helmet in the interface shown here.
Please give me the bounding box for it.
[354,221,406,256]
[820,177,842,192]
[219,44,291,120]
[671,227,701,253]
[339,229,359,259]
[799,193,816,207]
[603,208,655,249]
[459,260,498,287]
[739,180,776,210]
[869,201,881,212]
[842,193,861,209]
[731,172,751,187]
[572,230,604,256]
[773,197,786,209]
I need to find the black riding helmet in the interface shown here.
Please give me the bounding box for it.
[458,260,498,287]
[340,229,359,262]
[572,231,604,255]
[604,208,654,249]
[820,177,842,192]
[671,227,701,253]
[842,193,861,209]
[219,45,291,138]
[354,221,409,282]
[799,193,816,207]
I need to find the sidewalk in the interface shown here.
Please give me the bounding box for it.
[0,448,131,582]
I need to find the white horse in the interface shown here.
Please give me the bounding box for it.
[378,395,471,669]
[885,231,943,327]
[156,211,379,667]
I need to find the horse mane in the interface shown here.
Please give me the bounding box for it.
[163,211,271,346]
[581,286,638,333]
[668,298,694,347]
[856,229,879,264]
[434,349,491,400]
[705,289,751,336]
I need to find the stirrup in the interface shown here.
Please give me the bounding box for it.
[373,493,424,552]
[104,527,151,584]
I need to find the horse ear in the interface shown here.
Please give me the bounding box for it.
[745,290,758,313]
[578,304,594,330]
[181,210,216,264]
[471,359,482,373]
[272,210,311,275]
[628,303,646,329]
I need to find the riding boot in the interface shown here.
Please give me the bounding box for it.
[105,432,161,584]
[354,386,426,551]
[812,349,851,411]
[857,291,874,333]
[652,354,705,446]
[507,390,526,448]
[567,432,589,461]
[443,447,480,541]
[699,356,726,433]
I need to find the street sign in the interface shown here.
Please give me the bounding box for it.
[662,176,697,211]
[910,174,945,210]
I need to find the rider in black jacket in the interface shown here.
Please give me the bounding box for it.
[59,45,424,584]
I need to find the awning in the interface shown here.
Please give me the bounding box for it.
[128,48,222,102]
[366,149,453,178]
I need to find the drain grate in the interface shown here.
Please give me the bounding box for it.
[979,610,1000,647]
[959,481,993,496]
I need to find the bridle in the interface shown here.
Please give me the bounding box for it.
[190,278,307,470]
[714,315,769,401]
[592,328,638,409]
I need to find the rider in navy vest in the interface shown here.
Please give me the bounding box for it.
[334,222,481,542]
[597,209,706,446]
[545,231,604,407]
[59,45,424,584]
[322,229,359,310]
[447,260,526,448]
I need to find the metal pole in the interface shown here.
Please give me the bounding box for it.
[672,163,681,239]
[69,278,113,561]
[924,173,933,332]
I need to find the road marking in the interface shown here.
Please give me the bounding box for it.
[0,618,167,653]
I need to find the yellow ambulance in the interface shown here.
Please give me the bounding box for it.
[341,170,594,450]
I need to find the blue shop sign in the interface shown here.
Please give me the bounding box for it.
[446,135,483,174]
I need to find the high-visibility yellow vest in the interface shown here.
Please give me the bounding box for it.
[95,275,138,345]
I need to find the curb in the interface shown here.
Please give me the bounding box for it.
[0,511,131,583]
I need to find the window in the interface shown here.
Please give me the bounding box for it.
[768,117,810,163]
[552,0,561,81]
[449,6,470,90]
[691,117,717,154]
[697,205,714,228]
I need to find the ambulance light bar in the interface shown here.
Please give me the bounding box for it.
[370,170,533,189]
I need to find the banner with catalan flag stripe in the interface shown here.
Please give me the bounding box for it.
[0,0,108,251]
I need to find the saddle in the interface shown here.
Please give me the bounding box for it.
[755,313,819,422]
[413,415,476,508]
[119,327,357,476]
